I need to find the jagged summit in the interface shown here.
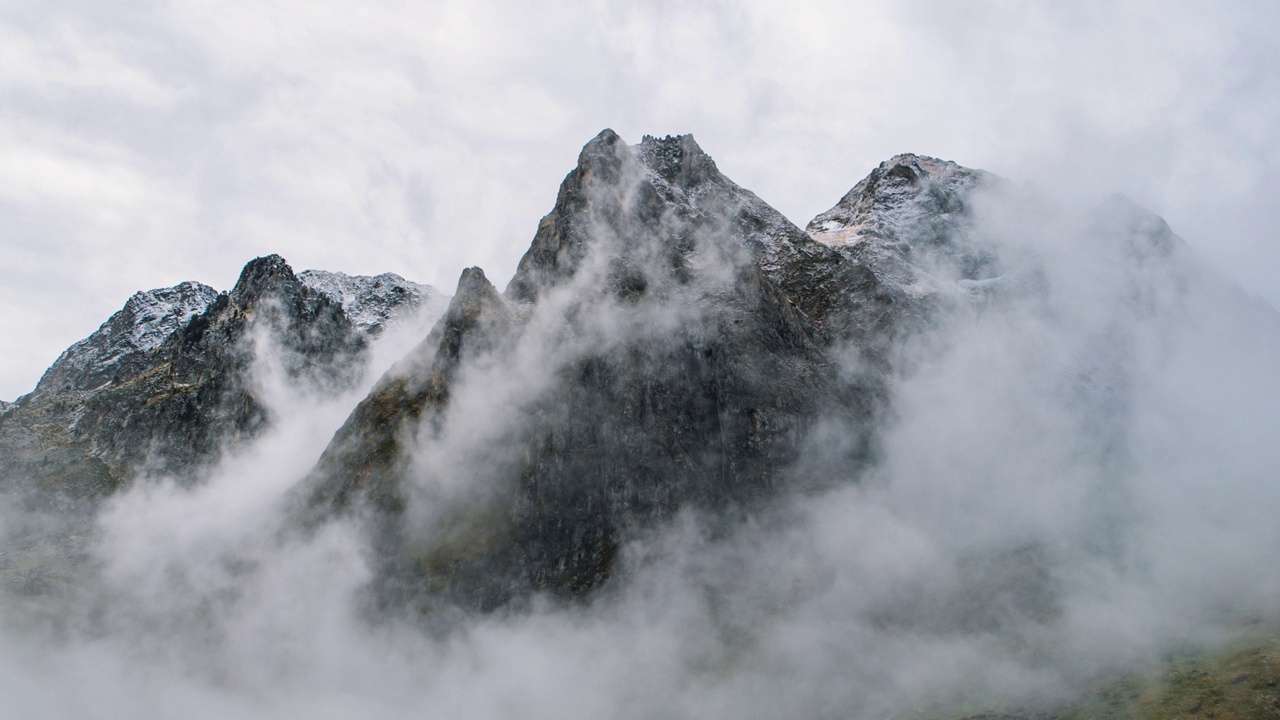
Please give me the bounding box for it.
[304,265,514,518]
[29,280,219,400]
[229,253,297,305]
[503,129,847,322]
[298,269,444,334]
[635,133,720,186]
[806,151,1003,303]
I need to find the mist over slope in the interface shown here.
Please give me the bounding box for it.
[2,131,1279,719]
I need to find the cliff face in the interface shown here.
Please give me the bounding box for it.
[0,256,441,503]
[298,132,947,610]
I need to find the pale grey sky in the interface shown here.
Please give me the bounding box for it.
[3,0,1279,399]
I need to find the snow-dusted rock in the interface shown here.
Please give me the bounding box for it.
[31,281,218,398]
[807,153,1001,304]
[299,270,448,334]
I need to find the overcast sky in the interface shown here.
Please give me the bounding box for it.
[3,0,1279,399]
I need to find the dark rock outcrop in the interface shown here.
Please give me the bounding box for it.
[305,266,516,517]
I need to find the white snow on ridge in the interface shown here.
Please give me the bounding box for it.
[299,270,448,333]
[806,153,997,302]
[108,282,218,358]
[808,154,982,250]
[34,281,219,396]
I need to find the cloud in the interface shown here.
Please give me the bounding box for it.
[4,0,1280,399]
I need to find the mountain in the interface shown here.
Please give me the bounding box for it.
[6,131,1262,618]
[0,257,445,503]
[292,130,1280,620]
[291,133,1088,611]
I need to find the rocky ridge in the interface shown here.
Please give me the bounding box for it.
[807,153,1002,302]
[0,257,444,502]
[298,269,446,334]
[29,281,220,401]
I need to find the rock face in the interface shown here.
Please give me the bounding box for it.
[0,256,442,502]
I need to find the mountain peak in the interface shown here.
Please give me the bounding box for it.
[636,133,718,185]
[506,130,809,303]
[28,280,219,398]
[229,254,298,306]
[807,152,992,250]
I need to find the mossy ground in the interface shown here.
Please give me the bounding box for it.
[1059,629,1280,720]
[1017,624,1280,720]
